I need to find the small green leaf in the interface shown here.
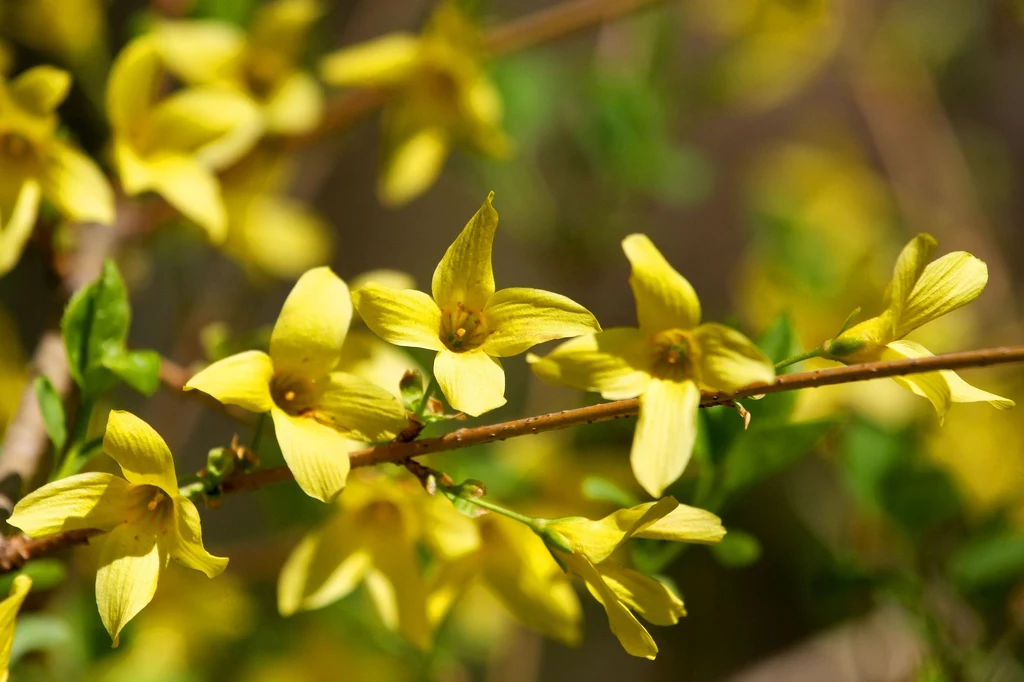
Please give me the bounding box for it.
[61,259,130,396]
[32,377,66,452]
[756,313,800,366]
[0,560,67,595]
[581,476,639,508]
[722,419,835,494]
[951,531,1024,590]
[399,370,425,413]
[10,614,74,665]
[711,530,762,568]
[100,349,161,396]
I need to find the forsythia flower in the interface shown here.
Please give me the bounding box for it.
[7,411,227,645]
[352,193,601,416]
[277,477,432,648]
[108,37,262,241]
[529,235,775,496]
[0,574,31,682]
[822,233,1014,419]
[185,267,411,502]
[154,0,323,135]
[0,66,114,275]
[541,497,725,659]
[428,513,582,646]
[321,4,508,205]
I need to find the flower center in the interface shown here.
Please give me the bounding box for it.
[0,132,33,160]
[439,303,490,352]
[650,329,696,381]
[269,373,320,416]
[126,485,174,529]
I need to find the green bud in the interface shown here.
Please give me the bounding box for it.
[399,369,425,412]
[822,335,865,359]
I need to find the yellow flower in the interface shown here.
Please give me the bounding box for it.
[428,513,582,646]
[108,37,262,242]
[321,4,508,205]
[277,477,432,648]
[0,0,106,62]
[542,498,725,659]
[154,0,324,136]
[529,234,775,496]
[0,574,31,682]
[7,411,226,646]
[184,267,412,502]
[822,233,1014,419]
[0,66,114,275]
[352,193,601,416]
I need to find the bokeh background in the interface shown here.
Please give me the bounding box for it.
[1,0,1023,680]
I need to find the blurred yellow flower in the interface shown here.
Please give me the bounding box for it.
[823,233,1013,419]
[321,4,509,205]
[7,411,226,646]
[154,0,324,136]
[0,574,31,682]
[108,37,262,242]
[0,65,114,275]
[353,193,600,416]
[542,498,724,659]
[0,0,106,62]
[185,267,411,502]
[529,234,774,496]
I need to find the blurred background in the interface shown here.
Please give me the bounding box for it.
[1,0,1023,680]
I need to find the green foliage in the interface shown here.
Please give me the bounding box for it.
[711,530,763,568]
[33,376,66,452]
[950,529,1024,591]
[581,476,640,508]
[721,419,835,495]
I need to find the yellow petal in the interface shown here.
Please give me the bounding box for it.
[351,283,443,351]
[481,287,600,357]
[103,411,178,494]
[10,66,71,114]
[379,124,450,206]
[434,349,505,417]
[107,37,161,134]
[561,553,658,659]
[622,234,701,333]
[362,510,431,649]
[184,350,274,413]
[271,409,353,502]
[270,266,351,379]
[153,20,246,84]
[262,71,324,135]
[547,498,678,564]
[636,504,726,545]
[350,269,417,292]
[236,194,333,278]
[40,142,115,224]
[692,322,774,392]
[7,472,132,536]
[887,233,937,320]
[0,574,32,677]
[142,154,227,242]
[95,522,165,646]
[320,33,421,86]
[145,88,263,169]
[425,555,478,626]
[431,192,497,309]
[0,180,41,276]
[337,331,420,399]
[896,252,989,338]
[528,327,651,400]
[594,562,685,626]
[632,379,700,497]
[315,371,411,442]
[170,497,228,578]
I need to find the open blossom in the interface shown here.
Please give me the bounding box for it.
[0,66,113,275]
[529,235,774,496]
[7,411,226,645]
[822,233,1013,419]
[320,4,508,205]
[185,267,412,502]
[0,574,31,681]
[541,498,725,659]
[352,193,601,417]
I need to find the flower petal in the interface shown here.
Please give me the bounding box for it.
[897,252,989,338]
[692,323,774,392]
[548,498,679,564]
[595,562,685,627]
[271,409,353,502]
[153,20,246,85]
[7,473,132,536]
[434,349,505,417]
[886,233,937,315]
[95,522,165,646]
[235,194,333,278]
[39,142,115,224]
[622,234,701,333]
[0,180,41,276]
[351,283,443,351]
[320,33,421,86]
[141,154,227,242]
[431,192,497,310]
[107,37,161,134]
[184,350,274,413]
[379,124,450,206]
[263,71,324,135]
[0,574,32,674]
[103,411,178,494]
[481,287,600,357]
[270,267,351,380]
[170,497,228,578]
[527,328,651,400]
[636,504,726,545]
[315,371,411,442]
[632,379,700,497]
[10,66,71,114]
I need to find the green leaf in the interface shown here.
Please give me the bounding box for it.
[756,313,800,366]
[711,530,762,568]
[581,476,639,508]
[10,614,74,665]
[722,419,835,495]
[61,259,130,396]
[32,377,66,452]
[399,370,425,413]
[0,559,66,595]
[100,349,161,396]
[950,531,1024,590]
